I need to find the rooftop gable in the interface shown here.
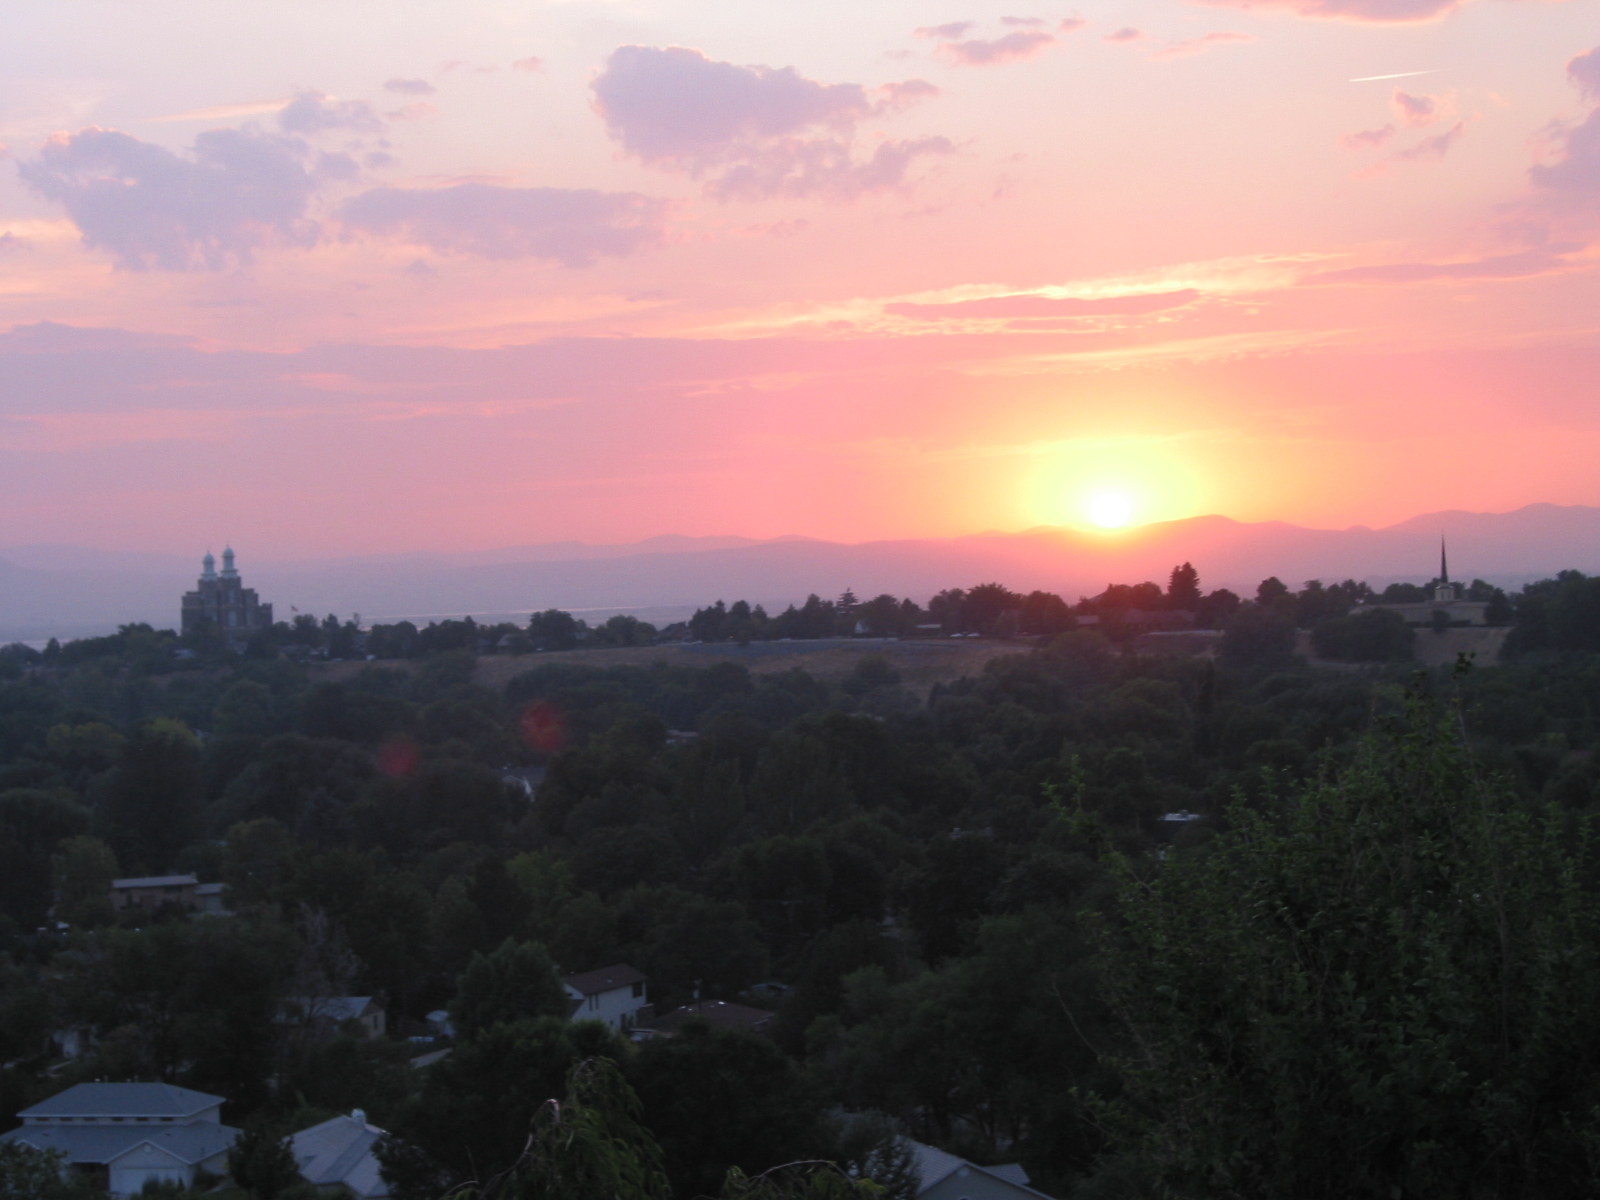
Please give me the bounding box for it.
[20,1082,223,1121]
[562,964,647,996]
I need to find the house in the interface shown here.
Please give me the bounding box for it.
[908,1141,1057,1200]
[562,964,649,1031]
[109,874,200,912]
[290,1109,391,1198]
[642,999,774,1038]
[1,1082,239,1197]
[279,996,387,1039]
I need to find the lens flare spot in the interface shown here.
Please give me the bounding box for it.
[520,700,567,754]
[377,739,419,777]
[1089,491,1134,529]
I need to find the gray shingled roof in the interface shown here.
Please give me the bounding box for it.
[2,1122,238,1165]
[291,1113,390,1198]
[19,1082,223,1120]
[562,964,646,996]
[906,1140,1054,1198]
[110,875,197,889]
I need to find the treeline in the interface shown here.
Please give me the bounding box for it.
[12,564,1573,680]
[5,570,1600,1196]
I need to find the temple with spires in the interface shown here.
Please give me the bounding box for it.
[1362,538,1491,627]
[180,548,274,642]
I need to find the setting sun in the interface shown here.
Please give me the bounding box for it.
[1089,492,1134,529]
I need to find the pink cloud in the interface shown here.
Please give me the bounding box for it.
[1000,16,1046,26]
[914,22,976,39]
[1340,124,1395,150]
[338,183,668,266]
[1058,17,1088,31]
[1105,28,1143,42]
[511,56,543,73]
[1530,108,1600,200]
[1150,31,1255,60]
[1393,119,1465,161]
[885,289,1200,319]
[1569,47,1600,103]
[17,127,320,270]
[1191,0,1461,22]
[383,78,436,96]
[278,90,385,136]
[592,46,953,201]
[1391,88,1447,125]
[1299,244,1583,284]
[937,30,1058,65]
[875,79,941,111]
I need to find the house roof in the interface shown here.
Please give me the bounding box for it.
[284,996,379,1023]
[651,1000,772,1034]
[110,874,197,890]
[562,964,646,996]
[3,1122,238,1166]
[291,1113,390,1198]
[906,1140,1054,1199]
[19,1082,223,1120]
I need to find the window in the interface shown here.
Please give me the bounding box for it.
[631,982,644,999]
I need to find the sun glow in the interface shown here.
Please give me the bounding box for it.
[1089,491,1134,529]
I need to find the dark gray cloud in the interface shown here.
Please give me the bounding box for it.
[383,78,436,96]
[339,183,668,265]
[592,46,950,202]
[278,90,386,135]
[18,127,320,270]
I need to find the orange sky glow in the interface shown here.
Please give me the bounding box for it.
[2,0,1599,557]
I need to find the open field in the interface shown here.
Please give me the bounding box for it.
[309,637,1032,696]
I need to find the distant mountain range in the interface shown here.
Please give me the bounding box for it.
[3,504,1598,644]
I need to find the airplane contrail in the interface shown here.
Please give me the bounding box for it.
[1349,70,1437,83]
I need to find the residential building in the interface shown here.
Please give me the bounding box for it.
[109,874,200,912]
[2,1082,238,1197]
[180,547,274,642]
[642,999,773,1038]
[908,1141,1057,1200]
[279,996,387,1039]
[106,875,229,917]
[290,1109,391,1198]
[562,964,649,1031]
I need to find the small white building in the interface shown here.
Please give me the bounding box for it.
[562,964,649,1032]
[2,1082,238,1197]
[290,1109,391,1198]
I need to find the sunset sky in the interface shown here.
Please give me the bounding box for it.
[2,0,1598,558]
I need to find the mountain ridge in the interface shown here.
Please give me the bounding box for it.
[3,503,1598,643]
